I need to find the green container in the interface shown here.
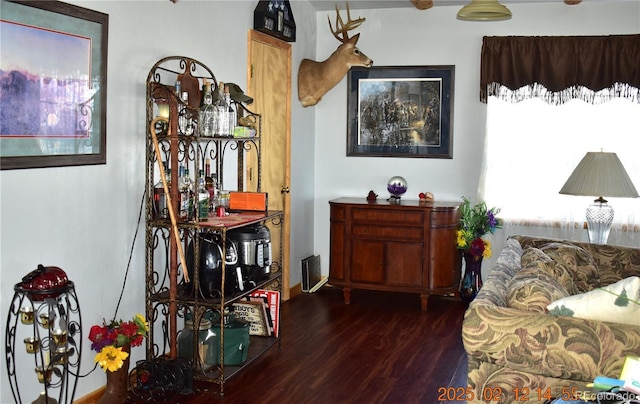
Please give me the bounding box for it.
[211,319,250,365]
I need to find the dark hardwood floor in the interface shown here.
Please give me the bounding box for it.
[130,286,469,403]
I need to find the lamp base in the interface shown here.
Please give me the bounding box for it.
[585,197,613,244]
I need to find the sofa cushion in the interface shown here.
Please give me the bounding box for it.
[506,266,571,313]
[540,242,600,292]
[520,247,579,295]
[547,276,640,326]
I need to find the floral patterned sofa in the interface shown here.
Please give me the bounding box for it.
[462,235,640,404]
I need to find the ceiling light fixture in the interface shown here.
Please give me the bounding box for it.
[457,0,512,21]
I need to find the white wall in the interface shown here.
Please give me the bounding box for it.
[312,1,640,276]
[1,0,638,401]
[0,0,316,401]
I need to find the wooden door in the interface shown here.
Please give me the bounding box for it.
[247,30,292,300]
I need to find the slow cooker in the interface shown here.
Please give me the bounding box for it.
[226,224,272,286]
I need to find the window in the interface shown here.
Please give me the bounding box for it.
[480,96,640,232]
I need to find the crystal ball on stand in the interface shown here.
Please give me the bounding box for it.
[387,176,407,202]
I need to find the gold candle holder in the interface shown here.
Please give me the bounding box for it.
[20,307,34,324]
[52,328,67,346]
[35,366,53,384]
[39,313,53,329]
[24,337,40,354]
[52,346,70,365]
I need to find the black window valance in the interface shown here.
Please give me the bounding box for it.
[480,34,640,104]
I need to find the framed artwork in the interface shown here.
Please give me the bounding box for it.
[347,65,454,158]
[0,0,108,170]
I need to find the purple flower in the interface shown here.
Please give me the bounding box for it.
[487,211,497,228]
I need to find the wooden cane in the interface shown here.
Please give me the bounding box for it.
[149,117,190,283]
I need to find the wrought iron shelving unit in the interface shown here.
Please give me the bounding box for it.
[143,56,283,397]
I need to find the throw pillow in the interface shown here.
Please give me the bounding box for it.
[547,276,640,326]
[540,242,600,293]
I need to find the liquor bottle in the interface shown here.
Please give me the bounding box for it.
[198,83,215,137]
[178,91,194,136]
[179,166,194,220]
[205,159,216,209]
[197,169,210,222]
[215,82,229,137]
[225,85,237,137]
[153,162,168,219]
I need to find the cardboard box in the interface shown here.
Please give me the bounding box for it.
[229,192,268,212]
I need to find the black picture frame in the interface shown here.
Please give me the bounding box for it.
[0,0,108,170]
[347,65,454,158]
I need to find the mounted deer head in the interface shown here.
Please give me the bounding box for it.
[297,1,373,107]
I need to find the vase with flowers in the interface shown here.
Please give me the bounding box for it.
[456,197,501,303]
[89,314,147,404]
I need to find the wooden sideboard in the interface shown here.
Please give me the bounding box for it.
[329,197,461,311]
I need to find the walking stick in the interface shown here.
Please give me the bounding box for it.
[149,117,190,283]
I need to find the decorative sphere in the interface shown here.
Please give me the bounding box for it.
[387,176,408,198]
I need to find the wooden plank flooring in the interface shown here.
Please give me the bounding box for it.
[128,286,468,403]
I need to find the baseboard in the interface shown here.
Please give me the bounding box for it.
[290,282,303,299]
[75,387,105,404]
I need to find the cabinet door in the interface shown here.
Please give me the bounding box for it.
[385,242,423,287]
[429,226,460,289]
[350,239,384,284]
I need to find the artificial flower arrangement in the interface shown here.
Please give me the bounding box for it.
[456,197,502,258]
[89,314,148,372]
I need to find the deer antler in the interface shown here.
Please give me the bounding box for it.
[328,1,366,43]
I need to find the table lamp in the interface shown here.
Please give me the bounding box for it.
[559,151,638,244]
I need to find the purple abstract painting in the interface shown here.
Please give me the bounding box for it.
[0,20,93,139]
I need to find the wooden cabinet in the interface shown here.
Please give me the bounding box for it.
[329,197,461,311]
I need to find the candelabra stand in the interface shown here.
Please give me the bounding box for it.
[5,281,82,404]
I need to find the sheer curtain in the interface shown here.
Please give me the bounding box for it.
[480,96,640,248]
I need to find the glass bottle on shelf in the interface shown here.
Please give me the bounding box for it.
[175,80,182,98]
[197,169,210,222]
[179,166,194,221]
[153,162,168,219]
[225,85,237,137]
[205,159,216,211]
[198,83,215,137]
[179,91,194,136]
[215,82,228,137]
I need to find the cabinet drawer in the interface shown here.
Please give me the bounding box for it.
[430,209,460,227]
[352,224,423,241]
[352,208,423,225]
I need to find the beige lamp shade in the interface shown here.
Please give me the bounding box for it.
[457,0,512,21]
[559,152,639,199]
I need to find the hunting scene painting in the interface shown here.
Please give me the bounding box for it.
[347,66,454,158]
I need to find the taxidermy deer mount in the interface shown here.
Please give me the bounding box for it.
[297,1,373,107]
